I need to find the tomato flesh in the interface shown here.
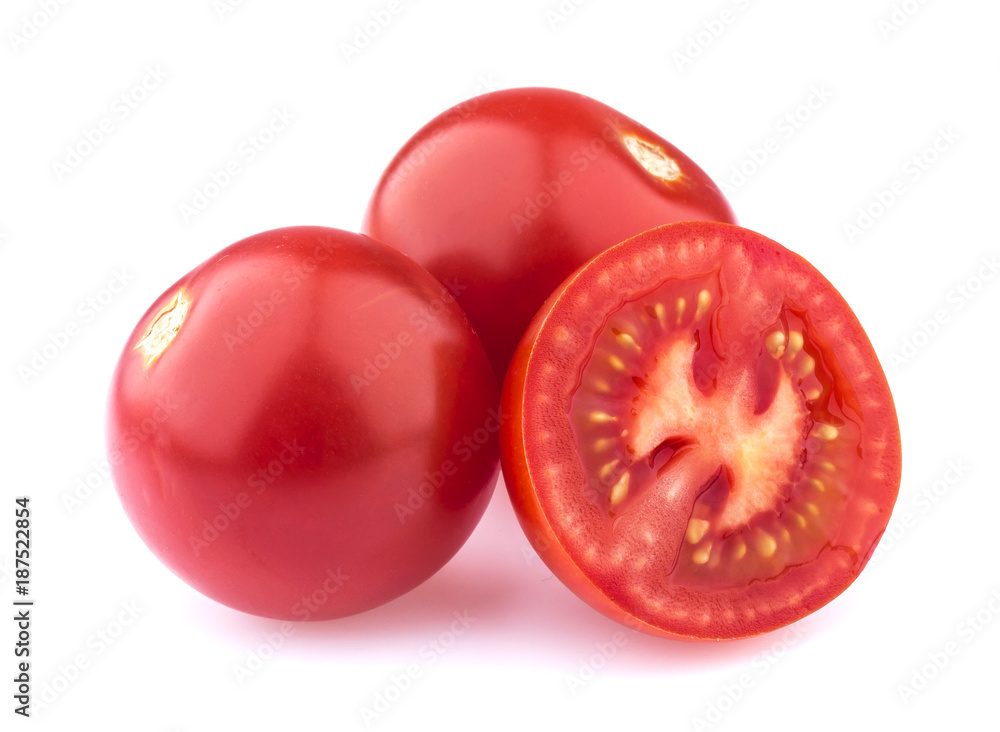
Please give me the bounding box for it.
[502,221,901,640]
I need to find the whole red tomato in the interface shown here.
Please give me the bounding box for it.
[363,86,736,380]
[107,226,500,620]
[501,222,901,640]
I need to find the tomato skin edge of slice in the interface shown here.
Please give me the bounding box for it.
[499,220,902,642]
[501,332,701,641]
[501,261,716,641]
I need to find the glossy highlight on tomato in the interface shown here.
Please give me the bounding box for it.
[363,87,736,381]
[107,226,500,620]
[501,221,901,640]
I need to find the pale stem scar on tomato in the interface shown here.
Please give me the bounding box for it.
[133,289,189,366]
[508,223,901,639]
[623,135,684,183]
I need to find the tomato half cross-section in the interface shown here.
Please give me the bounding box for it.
[363,87,736,382]
[501,221,901,640]
[107,226,500,620]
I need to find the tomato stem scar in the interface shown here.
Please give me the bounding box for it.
[134,289,189,366]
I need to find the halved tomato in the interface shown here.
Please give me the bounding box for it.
[501,221,901,640]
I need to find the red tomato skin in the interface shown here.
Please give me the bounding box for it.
[500,221,902,641]
[363,87,736,381]
[107,226,499,620]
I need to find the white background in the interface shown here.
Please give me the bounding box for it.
[2,0,998,730]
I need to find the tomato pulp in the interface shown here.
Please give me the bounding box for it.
[363,87,736,381]
[107,226,500,620]
[501,222,901,640]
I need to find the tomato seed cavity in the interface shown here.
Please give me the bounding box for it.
[567,272,863,590]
